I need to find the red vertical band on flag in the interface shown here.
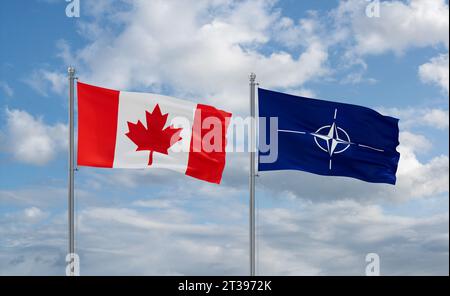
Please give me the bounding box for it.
[77,82,120,168]
[186,104,232,184]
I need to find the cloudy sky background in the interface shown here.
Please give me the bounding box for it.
[0,0,448,275]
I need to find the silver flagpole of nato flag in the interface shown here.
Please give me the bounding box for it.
[67,66,76,276]
[249,73,257,276]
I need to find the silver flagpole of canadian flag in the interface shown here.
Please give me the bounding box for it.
[67,66,76,276]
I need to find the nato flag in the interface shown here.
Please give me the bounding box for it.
[258,88,400,185]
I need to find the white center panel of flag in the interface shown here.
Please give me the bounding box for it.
[113,91,196,172]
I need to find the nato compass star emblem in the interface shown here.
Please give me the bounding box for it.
[278,108,384,170]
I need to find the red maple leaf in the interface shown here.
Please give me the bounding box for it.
[126,104,182,166]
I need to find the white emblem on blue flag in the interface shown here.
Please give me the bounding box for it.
[279,108,385,170]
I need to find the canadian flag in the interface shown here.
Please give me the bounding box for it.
[77,82,232,184]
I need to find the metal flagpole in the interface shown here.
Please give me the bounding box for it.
[67,66,76,276]
[249,73,256,276]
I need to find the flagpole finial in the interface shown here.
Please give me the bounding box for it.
[68,66,76,76]
[249,72,256,82]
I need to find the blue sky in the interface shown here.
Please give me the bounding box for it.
[0,0,448,275]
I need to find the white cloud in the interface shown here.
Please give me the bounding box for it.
[24,69,67,97]
[396,148,449,199]
[2,207,49,225]
[0,187,64,207]
[257,199,449,275]
[0,193,447,275]
[419,53,449,94]
[273,12,326,49]
[62,0,329,113]
[1,109,67,165]
[335,0,449,55]
[0,81,13,97]
[20,207,49,223]
[56,40,76,65]
[379,107,449,130]
[23,207,46,219]
[330,0,450,87]
[422,108,450,129]
[399,131,432,153]
[340,71,377,85]
[82,207,224,234]
[132,199,175,209]
[59,0,449,100]
[289,88,317,98]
